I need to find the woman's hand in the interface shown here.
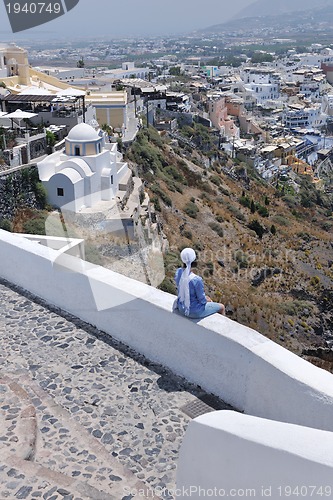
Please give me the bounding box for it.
[206,296,212,302]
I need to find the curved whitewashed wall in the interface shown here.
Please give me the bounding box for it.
[1,229,333,432]
[177,411,333,500]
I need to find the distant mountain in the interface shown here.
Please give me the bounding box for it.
[234,0,333,19]
[204,2,333,34]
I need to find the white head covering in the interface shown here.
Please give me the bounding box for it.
[178,248,196,316]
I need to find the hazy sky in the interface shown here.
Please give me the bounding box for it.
[0,0,254,40]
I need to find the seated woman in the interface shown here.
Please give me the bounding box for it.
[174,247,225,319]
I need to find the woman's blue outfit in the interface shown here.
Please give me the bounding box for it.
[174,267,221,318]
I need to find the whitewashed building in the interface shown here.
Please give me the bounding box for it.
[241,67,280,103]
[283,104,325,130]
[38,123,131,213]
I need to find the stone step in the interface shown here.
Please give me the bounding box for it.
[0,375,37,462]
[0,457,115,500]
[1,370,156,499]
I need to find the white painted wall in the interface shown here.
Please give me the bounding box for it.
[177,411,333,500]
[1,230,333,432]
[19,234,85,259]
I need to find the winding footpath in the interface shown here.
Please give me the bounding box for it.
[0,279,231,499]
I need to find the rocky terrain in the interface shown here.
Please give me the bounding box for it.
[126,127,333,370]
[0,167,46,232]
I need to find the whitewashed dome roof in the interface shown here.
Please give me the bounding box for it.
[67,123,100,142]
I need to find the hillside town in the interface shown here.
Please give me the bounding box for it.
[0,40,333,199]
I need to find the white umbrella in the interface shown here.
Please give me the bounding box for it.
[57,88,86,121]
[4,109,38,130]
[5,109,38,119]
[56,88,86,119]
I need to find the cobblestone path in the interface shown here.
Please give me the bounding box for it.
[0,280,231,499]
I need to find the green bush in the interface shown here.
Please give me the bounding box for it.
[159,277,177,295]
[219,186,230,196]
[174,183,183,194]
[163,251,181,274]
[291,209,304,220]
[277,301,298,316]
[234,250,248,268]
[184,201,199,219]
[183,230,193,240]
[297,232,312,242]
[143,126,164,148]
[298,175,324,208]
[227,204,246,222]
[251,52,273,64]
[150,184,172,207]
[129,132,166,173]
[282,194,297,208]
[205,261,214,276]
[23,215,47,235]
[139,190,145,204]
[208,222,224,237]
[271,215,291,227]
[164,165,184,182]
[193,241,204,251]
[322,222,332,232]
[151,196,161,212]
[0,219,12,232]
[200,182,214,194]
[310,276,320,286]
[239,196,251,208]
[278,300,313,316]
[210,175,221,186]
[300,193,314,208]
[257,205,269,217]
[164,178,176,192]
[248,219,266,239]
[35,182,48,208]
[46,130,56,147]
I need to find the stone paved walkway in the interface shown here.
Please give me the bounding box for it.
[0,279,232,499]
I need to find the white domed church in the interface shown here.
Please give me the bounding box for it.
[38,123,131,213]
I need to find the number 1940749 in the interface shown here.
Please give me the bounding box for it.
[5,2,62,14]
[277,485,332,497]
